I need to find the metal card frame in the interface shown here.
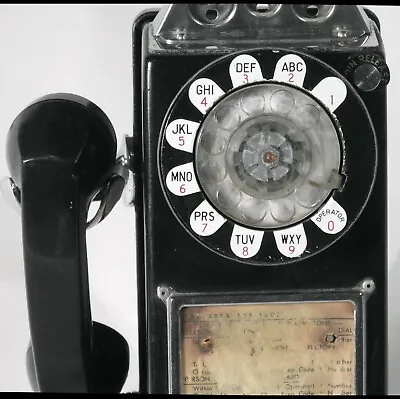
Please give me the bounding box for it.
[157,279,375,395]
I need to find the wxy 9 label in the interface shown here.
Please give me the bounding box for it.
[274,223,307,258]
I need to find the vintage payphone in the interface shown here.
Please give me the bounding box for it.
[4,4,389,395]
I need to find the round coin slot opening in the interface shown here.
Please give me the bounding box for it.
[247,4,281,17]
[306,5,319,18]
[292,4,335,22]
[205,8,218,21]
[188,4,237,26]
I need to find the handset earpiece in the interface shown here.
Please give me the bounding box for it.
[7,93,129,393]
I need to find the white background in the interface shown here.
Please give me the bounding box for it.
[0,4,398,393]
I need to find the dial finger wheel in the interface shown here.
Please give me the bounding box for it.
[160,48,376,265]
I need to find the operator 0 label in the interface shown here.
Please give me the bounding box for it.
[166,119,199,153]
[230,225,264,259]
[166,162,200,196]
[311,198,347,234]
[229,54,264,88]
[311,77,347,112]
[189,78,225,114]
[273,54,306,87]
[190,200,226,236]
[274,223,307,258]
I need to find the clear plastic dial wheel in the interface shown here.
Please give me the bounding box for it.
[194,82,342,229]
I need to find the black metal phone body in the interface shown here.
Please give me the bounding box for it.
[132,7,387,395]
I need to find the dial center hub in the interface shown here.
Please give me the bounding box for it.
[238,117,299,192]
[262,149,278,166]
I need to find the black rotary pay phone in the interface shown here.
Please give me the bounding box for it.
[4,4,389,395]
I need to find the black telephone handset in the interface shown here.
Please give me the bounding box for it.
[5,4,390,395]
[6,93,129,393]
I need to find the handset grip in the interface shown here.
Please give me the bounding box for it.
[22,159,92,391]
[7,94,129,393]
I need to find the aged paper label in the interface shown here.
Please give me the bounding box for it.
[180,301,356,395]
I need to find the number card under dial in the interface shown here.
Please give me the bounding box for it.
[163,281,373,395]
[181,302,355,395]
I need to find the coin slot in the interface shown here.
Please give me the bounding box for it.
[256,4,269,12]
[292,5,335,22]
[306,5,319,18]
[188,4,236,26]
[247,4,281,17]
[205,8,218,21]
